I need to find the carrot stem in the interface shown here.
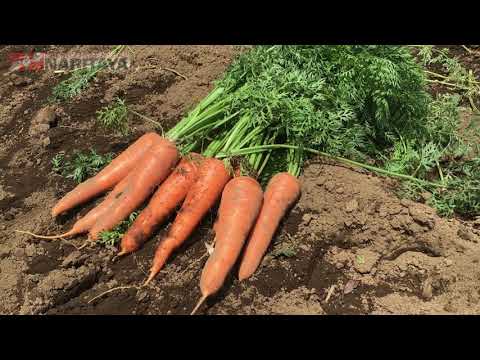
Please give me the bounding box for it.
[218,144,448,189]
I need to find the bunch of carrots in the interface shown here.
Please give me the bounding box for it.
[19,95,302,315]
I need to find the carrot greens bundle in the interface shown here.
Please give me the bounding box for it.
[184,45,480,217]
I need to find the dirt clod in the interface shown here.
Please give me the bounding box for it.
[61,251,88,268]
[28,106,56,137]
[353,249,380,274]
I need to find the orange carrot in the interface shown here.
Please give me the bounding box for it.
[71,174,131,234]
[118,153,203,256]
[145,158,231,284]
[238,172,301,281]
[15,174,131,240]
[191,176,263,314]
[89,141,179,240]
[51,132,166,217]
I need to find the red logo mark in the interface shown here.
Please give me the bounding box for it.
[8,51,46,72]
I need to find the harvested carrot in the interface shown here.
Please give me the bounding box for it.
[118,153,204,256]
[51,132,165,217]
[89,141,180,240]
[145,158,231,284]
[191,176,263,315]
[238,172,301,281]
[71,174,131,234]
[15,174,131,240]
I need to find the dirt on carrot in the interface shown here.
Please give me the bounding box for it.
[2,45,480,315]
[120,153,203,256]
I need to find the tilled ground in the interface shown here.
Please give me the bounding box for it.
[1,45,480,315]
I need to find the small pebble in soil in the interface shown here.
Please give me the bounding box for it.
[421,279,433,300]
[343,279,359,294]
[41,137,51,147]
[345,199,358,213]
[14,248,25,258]
[299,244,310,252]
[444,259,453,267]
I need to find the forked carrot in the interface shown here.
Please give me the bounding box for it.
[118,153,204,256]
[51,132,166,217]
[15,174,131,240]
[237,172,301,281]
[89,141,180,240]
[145,157,231,284]
[191,176,263,315]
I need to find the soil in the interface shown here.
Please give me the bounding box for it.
[2,45,480,315]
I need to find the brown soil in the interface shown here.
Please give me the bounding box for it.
[1,45,480,315]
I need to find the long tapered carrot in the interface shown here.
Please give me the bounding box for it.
[51,132,166,217]
[191,176,263,315]
[15,173,131,240]
[88,141,180,240]
[145,157,231,284]
[237,172,301,281]
[118,153,204,256]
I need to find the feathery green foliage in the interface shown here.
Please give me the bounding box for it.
[50,45,126,103]
[50,62,106,102]
[96,97,129,135]
[51,149,113,183]
[414,45,480,112]
[208,45,480,217]
[218,45,430,158]
[97,211,139,246]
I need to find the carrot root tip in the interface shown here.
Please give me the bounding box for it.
[113,250,128,262]
[144,272,156,287]
[14,229,72,240]
[190,295,208,315]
